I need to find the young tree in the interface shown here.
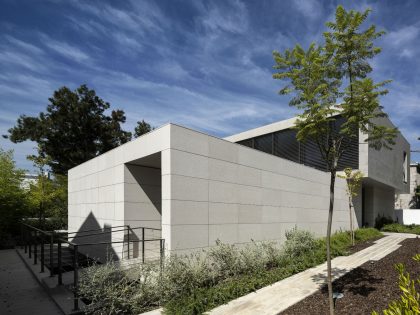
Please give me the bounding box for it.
[27,147,68,228]
[5,85,132,174]
[273,6,397,314]
[338,168,363,246]
[0,148,28,247]
[134,119,153,138]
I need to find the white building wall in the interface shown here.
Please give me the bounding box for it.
[164,125,352,254]
[68,125,171,261]
[396,164,420,209]
[395,209,420,224]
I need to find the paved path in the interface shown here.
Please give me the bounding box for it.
[208,233,418,315]
[0,249,62,315]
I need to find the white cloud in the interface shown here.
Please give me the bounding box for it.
[293,0,322,20]
[387,25,420,46]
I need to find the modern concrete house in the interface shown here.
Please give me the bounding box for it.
[68,113,410,260]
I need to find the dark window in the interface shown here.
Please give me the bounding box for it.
[273,129,300,163]
[237,138,253,148]
[236,116,359,172]
[254,134,273,154]
[301,139,327,171]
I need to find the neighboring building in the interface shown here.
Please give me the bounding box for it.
[21,173,38,189]
[21,172,51,190]
[68,113,410,260]
[395,163,420,209]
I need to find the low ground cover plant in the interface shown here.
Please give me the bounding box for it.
[381,223,420,235]
[372,254,420,315]
[78,227,381,315]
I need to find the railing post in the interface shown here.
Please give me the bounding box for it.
[58,239,62,285]
[160,239,165,272]
[73,245,79,311]
[24,225,28,254]
[40,233,45,273]
[49,232,54,277]
[127,226,130,259]
[20,223,24,249]
[142,227,145,263]
[29,230,32,259]
[34,231,38,265]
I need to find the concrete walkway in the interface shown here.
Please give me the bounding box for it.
[0,249,62,315]
[208,233,418,315]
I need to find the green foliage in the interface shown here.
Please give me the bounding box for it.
[79,262,162,314]
[0,148,29,247]
[375,214,394,230]
[78,228,381,315]
[338,168,364,198]
[372,254,420,315]
[338,168,364,245]
[25,148,67,227]
[410,185,420,209]
[134,120,153,138]
[5,85,132,174]
[381,223,420,235]
[273,5,397,171]
[284,227,318,259]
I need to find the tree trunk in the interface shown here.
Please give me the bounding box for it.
[327,169,336,315]
[350,198,355,246]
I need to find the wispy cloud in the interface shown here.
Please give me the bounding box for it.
[43,37,90,62]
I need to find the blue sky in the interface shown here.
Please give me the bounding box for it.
[1,0,419,171]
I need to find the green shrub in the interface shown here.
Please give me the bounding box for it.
[382,223,420,235]
[372,254,420,315]
[375,214,394,230]
[284,227,318,259]
[79,227,382,315]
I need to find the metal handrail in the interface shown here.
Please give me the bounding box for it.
[66,225,128,235]
[21,222,165,312]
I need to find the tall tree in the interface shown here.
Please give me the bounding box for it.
[134,119,153,138]
[273,6,397,314]
[5,85,132,174]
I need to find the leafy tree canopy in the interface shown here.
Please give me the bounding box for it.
[134,119,153,138]
[5,85,133,174]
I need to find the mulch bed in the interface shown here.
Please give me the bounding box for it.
[281,237,420,315]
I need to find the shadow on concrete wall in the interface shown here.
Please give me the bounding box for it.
[126,164,162,215]
[70,212,118,263]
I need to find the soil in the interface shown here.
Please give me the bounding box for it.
[280,237,420,315]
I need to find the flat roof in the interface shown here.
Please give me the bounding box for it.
[224,116,298,143]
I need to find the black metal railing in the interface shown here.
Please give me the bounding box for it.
[20,223,165,312]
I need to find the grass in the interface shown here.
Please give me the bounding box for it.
[381,223,420,235]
